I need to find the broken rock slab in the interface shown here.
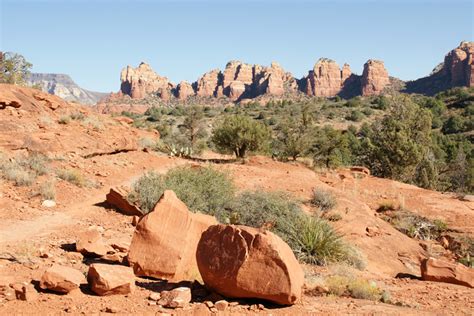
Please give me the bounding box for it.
[40,264,86,293]
[421,257,473,288]
[87,263,135,296]
[106,186,143,216]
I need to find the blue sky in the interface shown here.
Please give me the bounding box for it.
[1,0,472,92]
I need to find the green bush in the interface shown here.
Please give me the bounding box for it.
[346,109,364,122]
[289,216,364,267]
[311,188,337,212]
[129,166,235,219]
[229,191,363,267]
[211,114,271,158]
[229,191,301,234]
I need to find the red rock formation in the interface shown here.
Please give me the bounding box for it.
[127,190,218,281]
[120,62,173,99]
[445,41,474,87]
[176,81,195,100]
[196,69,220,97]
[341,63,352,83]
[196,224,305,305]
[303,59,355,97]
[256,62,295,96]
[361,60,390,96]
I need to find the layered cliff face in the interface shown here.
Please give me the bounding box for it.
[115,42,473,102]
[360,60,390,96]
[120,62,173,99]
[304,59,347,97]
[405,41,474,95]
[27,73,107,105]
[120,60,296,101]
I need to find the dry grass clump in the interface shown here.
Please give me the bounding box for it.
[325,274,386,301]
[38,179,56,200]
[0,152,50,186]
[56,168,88,187]
[311,188,337,212]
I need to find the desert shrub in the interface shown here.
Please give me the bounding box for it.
[56,168,87,187]
[81,116,104,131]
[288,216,365,268]
[229,191,302,235]
[376,201,396,212]
[70,112,86,121]
[58,115,71,124]
[325,275,382,301]
[311,188,337,212]
[346,109,364,122]
[129,166,235,219]
[18,153,49,176]
[211,114,271,158]
[38,179,56,200]
[138,137,158,150]
[0,52,32,85]
[230,191,363,267]
[2,164,35,186]
[382,209,448,240]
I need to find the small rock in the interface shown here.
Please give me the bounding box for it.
[76,229,113,257]
[215,300,229,311]
[204,300,213,308]
[109,239,130,253]
[105,306,119,313]
[148,292,161,301]
[158,287,192,308]
[100,252,126,264]
[87,263,135,296]
[40,264,86,293]
[41,200,56,208]
[11,282,38,301]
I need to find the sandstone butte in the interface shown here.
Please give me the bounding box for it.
[127,190,218,281]
[105,42,473,105]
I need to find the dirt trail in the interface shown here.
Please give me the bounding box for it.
[0,155,184,247]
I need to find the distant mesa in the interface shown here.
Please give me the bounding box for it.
[111,41,473,104]
[28,73,107,105]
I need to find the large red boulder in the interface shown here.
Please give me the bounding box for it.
[127,190,218,281]
[196,225,304,305]
[421,258,473,288]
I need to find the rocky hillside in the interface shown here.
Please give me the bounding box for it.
[108,42,473,104]
[28,73,107,105]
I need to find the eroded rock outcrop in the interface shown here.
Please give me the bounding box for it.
[361,60,390,96]
[176,81,195,100]
[405,41,474,95]
[120,62,173,99]
[127,190,218,281]
[305,58,345,97]
[196,224,305,305]
[421,257,473,288]
[196,69,221,97]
